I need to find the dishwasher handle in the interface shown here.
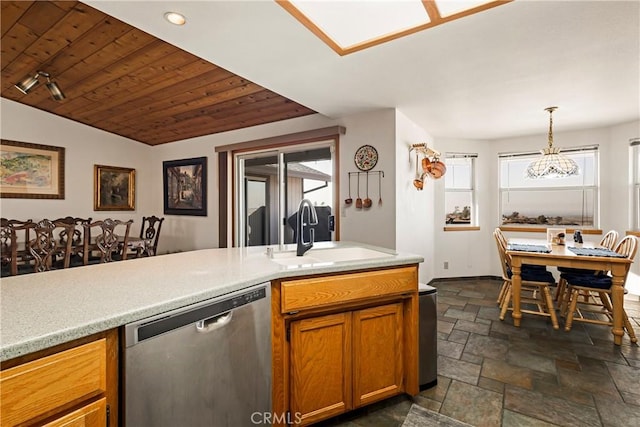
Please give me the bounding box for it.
[196,311,233,333]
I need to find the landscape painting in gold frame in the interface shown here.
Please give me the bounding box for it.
[0,139,65,199]
[94,164,135,211]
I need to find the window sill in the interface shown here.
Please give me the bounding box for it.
[499,226,603,235]
[443,226,480,232]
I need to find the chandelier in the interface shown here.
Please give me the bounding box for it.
[525,107,579,179]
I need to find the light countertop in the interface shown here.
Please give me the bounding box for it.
[0,242,422,361]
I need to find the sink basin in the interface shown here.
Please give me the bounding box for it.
[269,246,395,267]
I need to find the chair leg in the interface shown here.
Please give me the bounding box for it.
[555,277,566,302]
[541,285,559,330]
[559,284,571,317]
[499,285,512,321]
[623,310,638,343]
[565,288,579,332]
[497,279,509,305]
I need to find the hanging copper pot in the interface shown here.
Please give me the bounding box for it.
[421,156,432,173]
[429,160,447,179]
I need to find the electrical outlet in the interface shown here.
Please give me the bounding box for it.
[444,261,449,270]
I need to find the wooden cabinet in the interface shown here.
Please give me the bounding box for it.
[0,330,118,427]
[290,312,352,425]
[272,265,419,426]
[353,303,404,407]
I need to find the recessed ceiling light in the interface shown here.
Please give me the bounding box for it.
[164,12,186,26]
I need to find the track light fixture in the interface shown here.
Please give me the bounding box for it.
[14,71,66,101]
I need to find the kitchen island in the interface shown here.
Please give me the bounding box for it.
[1,241,423,426]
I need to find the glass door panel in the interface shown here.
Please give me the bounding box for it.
[235,143,335,247]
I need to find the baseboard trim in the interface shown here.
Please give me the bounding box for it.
[427,275,501,285]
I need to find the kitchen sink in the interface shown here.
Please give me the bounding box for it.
[269,246,395,267]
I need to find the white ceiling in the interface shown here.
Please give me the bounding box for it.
[85,0,640,140]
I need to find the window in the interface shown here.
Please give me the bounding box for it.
[499,146,598,228]
[444,153,477,226]
[632,139,640,230]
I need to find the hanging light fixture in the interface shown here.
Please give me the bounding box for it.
[525,106,579,179]
[14,71,66,101]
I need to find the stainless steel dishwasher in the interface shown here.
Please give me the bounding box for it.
[123,283,271,427]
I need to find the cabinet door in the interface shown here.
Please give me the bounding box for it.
[353,303,404,407]
[42,398,106,427]
[290,312,352,426]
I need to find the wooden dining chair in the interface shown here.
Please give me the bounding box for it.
[132,215,164,257]
[53,216,92,267]
[555,229,619,301]
[561,235,637,342]
[1,218,35,276]
[28,219,75,272]
[494,227,549,306]
[494,229,559,329]
[83,219,133,264]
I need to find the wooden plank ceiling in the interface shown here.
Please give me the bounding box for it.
[0,1,316,145]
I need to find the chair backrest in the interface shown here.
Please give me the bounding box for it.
[493,228,511,280]
[139,216,164,256]
[85,219,133,263]
[29,219,74,272]
[55,217,92,255]
[599,230,619,250]
[614,235,638,260]
[494,227,508,252]
[1,219,35,276]
[613,235,638,284]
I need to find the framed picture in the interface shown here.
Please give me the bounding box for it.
[94,165,135,211]
[163,157,207,216]
[0,139,65,199]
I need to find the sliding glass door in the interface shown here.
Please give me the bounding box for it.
[235,142,335,247]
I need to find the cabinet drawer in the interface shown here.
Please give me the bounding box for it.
[1,339,107,427]
[281,266,417,313]
[42,398,106,427]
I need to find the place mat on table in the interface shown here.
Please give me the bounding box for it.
[507,244,551,253]
[567,247,626,258]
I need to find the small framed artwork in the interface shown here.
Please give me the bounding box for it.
[0,139,65,199]
[163,156,207,216]
[94,165,135,211]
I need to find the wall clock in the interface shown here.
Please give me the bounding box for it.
[354,145,378,171]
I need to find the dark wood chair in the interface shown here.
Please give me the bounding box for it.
[53,216,92,267]
[83,219,133,264]
[28,219,76,272]
[132,216,164,257]
[1,218,35,276]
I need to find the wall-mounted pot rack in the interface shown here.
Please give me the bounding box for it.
[346,171,384,209]
[409,143,446,190]
[409,143,441,159]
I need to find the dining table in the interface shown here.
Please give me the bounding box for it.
[506,238,632,345]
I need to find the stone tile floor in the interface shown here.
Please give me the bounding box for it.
[316,278,640,427]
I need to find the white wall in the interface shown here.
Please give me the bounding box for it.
[0,98,153,226]
[4,97,638,278]
[395,110,435,284]
[432,136,494,278]
[430,120,640,278]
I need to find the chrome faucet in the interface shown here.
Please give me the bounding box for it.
[296,199,318,256]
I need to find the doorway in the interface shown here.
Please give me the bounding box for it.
[235,142,335,247]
